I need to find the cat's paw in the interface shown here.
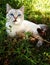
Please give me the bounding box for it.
[36,40,43,47]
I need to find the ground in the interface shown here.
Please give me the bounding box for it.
[0,0,50,65]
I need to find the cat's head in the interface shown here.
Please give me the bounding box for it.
[6,4,24,24]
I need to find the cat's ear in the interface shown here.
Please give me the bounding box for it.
[6,3,12,13]
[20,6,24,13]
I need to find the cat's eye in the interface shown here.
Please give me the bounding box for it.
[10,13,14,17]
[18,14,21,16]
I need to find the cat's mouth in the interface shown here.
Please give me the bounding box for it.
[13,19,17,22]
[13,18,21,24]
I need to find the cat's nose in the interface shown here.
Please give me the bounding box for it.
[14,16,17,20]
[14,17,17,22]
[13,16,18,22]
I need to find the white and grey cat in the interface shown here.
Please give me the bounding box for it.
[6,4,47,47]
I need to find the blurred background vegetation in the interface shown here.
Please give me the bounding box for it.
[0,0,50,65]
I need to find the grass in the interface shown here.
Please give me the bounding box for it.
[0,0,50,65]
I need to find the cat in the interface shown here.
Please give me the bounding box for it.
[6,4,47,47]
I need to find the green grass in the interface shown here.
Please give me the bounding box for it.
[0,0,50,65]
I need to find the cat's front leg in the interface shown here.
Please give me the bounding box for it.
[32,33,43,47]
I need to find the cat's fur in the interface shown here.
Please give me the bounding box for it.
[6,4,47,47]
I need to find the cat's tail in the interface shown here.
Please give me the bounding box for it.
[43,39,50,44]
